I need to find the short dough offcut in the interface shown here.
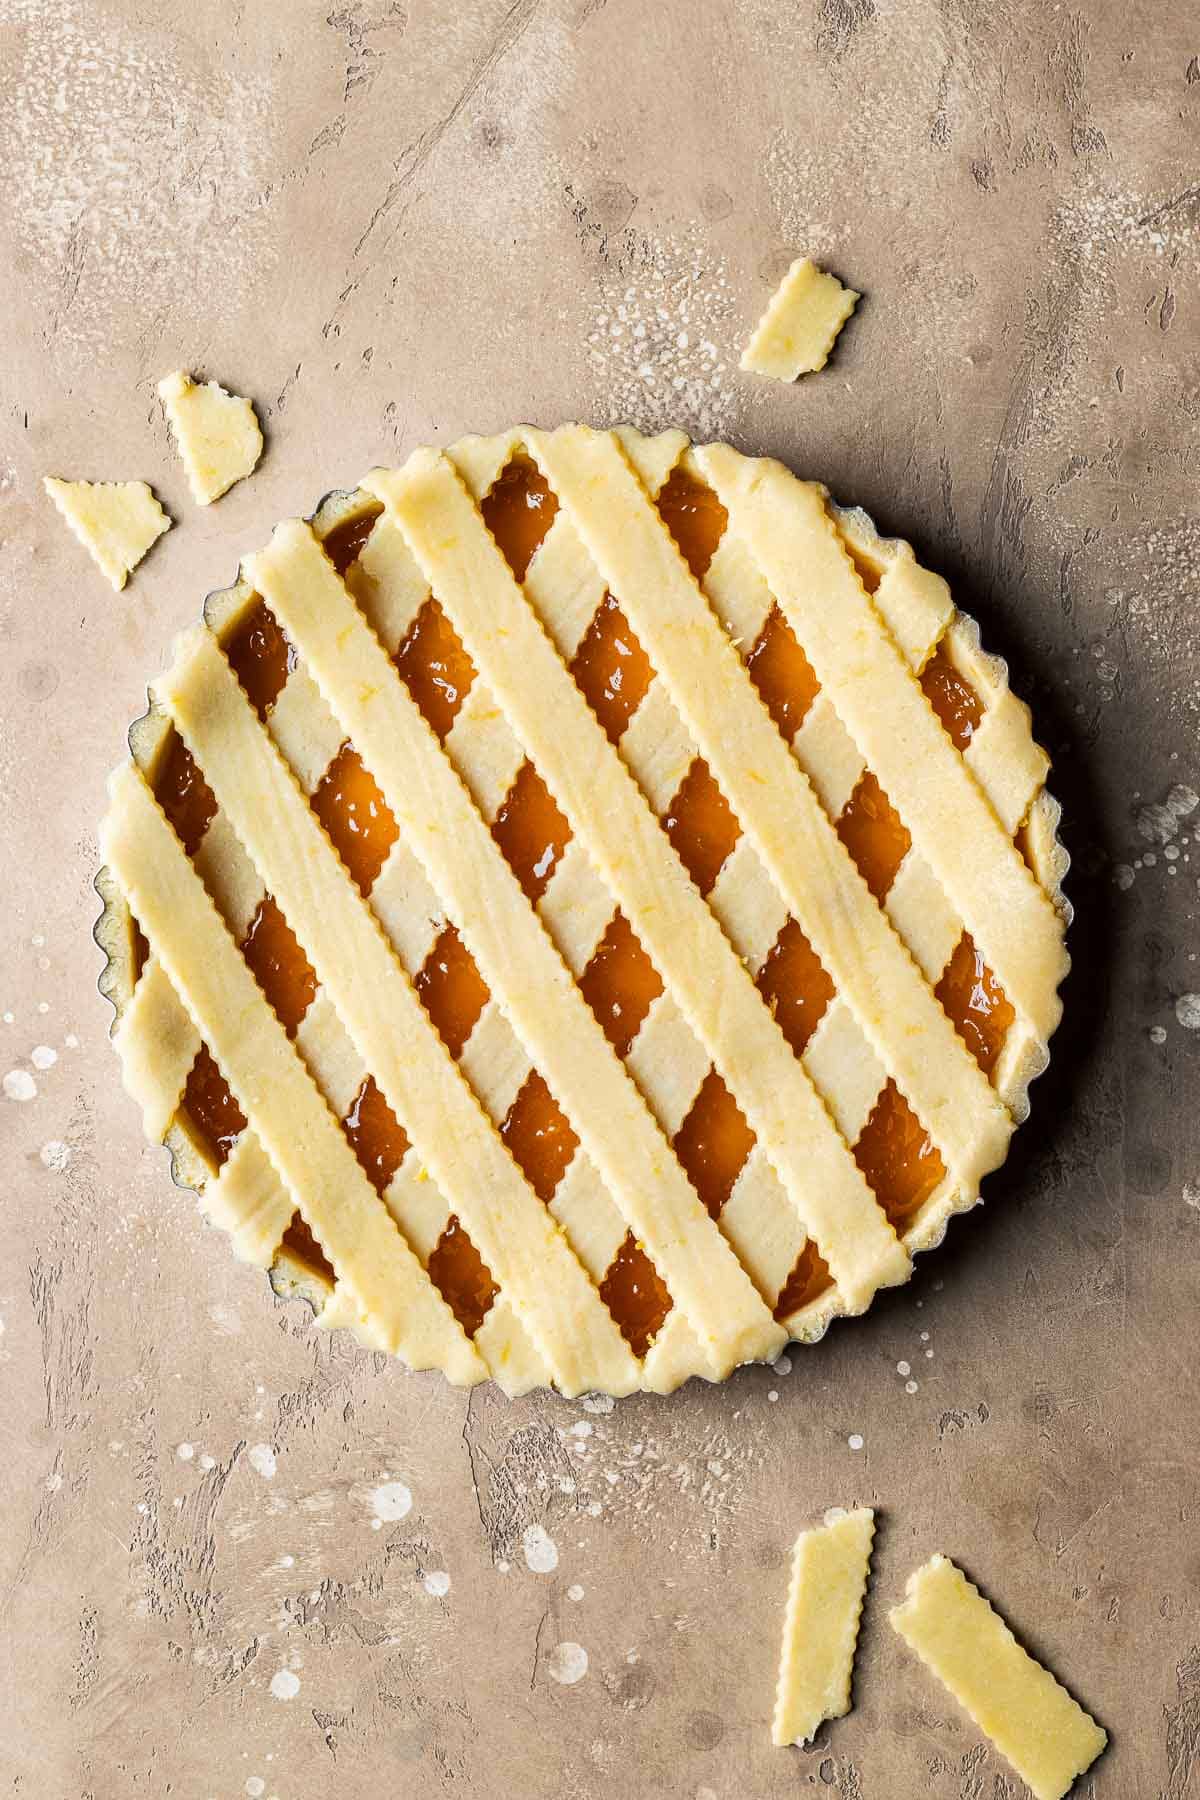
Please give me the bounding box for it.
[43,477,170,591]
[159,370,263,506]
[740,257,860,381]
[773,1507,875,1746]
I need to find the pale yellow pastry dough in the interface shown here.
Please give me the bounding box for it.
[772,1507,874,1747]
[96,424,1069,1393]
[43,476,170,590]
[889,1555,1107,1800]
[740,257,860,380]
[158,369,263,505]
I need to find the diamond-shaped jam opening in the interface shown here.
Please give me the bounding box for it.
[342,1075,409,1194]
[570,593,655,745]
[773,1239,833,1320]
[854,1079,946,1232]
[577,911,664,1058]
[921,644,984,751]
[491,761,571,904]
[394,597,477,741]
[322,505,383,576]
[240,896,318,1037]
[599,1232,673,1358]
[663,758,742,897]
[224,598,296,719]
[182,1043,246,1167]
[673,1068,756,1220]
[154,729,217,857]
[414,925,491,1060]
[311,743,399,895]
[934,931,1015,1078]
[281,1211,336,1285]
[837,770,911,902]
[480,453,559,582]
[655,465,728,581]
[746,604,820,741]
[427,1215,499,1338]
[499,1071,579,1202]
[756,919,835,1058]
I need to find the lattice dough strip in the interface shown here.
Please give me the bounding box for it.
[250,511,782,1378]
[160,624,640,1398]
[102,763,486,1384]
[203,1130,296,1270]
[112,955,201,1143]
[530,426,1008,1187]
[699,443,1067,1043]
[192,809,268,941]
[372,449,905,1316]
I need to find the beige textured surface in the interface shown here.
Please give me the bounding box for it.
[1,2,1197,1793]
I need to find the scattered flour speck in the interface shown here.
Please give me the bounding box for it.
[3,1069,36,1101]
[423,1570,451,1598]
[176,1443,194,1462]
[522,1523,559,1574]
[1175,994,1200,1031]
[269,1669,300,1701]
[567,1583,584,1602]
[546,1641,588,1685]
[30,1045,56,1070]
[1184,1183,1200,1210]
[245,1779,266,1797]
[847,1433,864,1452]
[581,1393,615,1415]
[39,1140,71,1171]
[248,1443,276,1480]
[371,1480,412,1522]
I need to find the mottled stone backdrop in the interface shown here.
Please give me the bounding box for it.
[1,1,1197,1794]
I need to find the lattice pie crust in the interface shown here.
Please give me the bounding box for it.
[96,424,1069,1396]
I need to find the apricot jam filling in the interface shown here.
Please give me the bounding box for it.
[145,457,1019,1342]
[921,643,984,750]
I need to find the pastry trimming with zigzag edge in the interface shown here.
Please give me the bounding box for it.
[96,423,1070,1396]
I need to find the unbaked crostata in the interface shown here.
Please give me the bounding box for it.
[97,424,1069,1396]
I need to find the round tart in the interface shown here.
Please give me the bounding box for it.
[97,424,1069,1396]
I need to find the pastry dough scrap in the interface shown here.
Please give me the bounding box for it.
[740,257,860,381]
[889,1555,1107,1800]
[43,476,170,590]
[158,369,263,505]
[772,1507,875,1747]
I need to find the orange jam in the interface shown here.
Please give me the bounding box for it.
[773,1239,832,1320]
[311,744,398,895]
[480,453,559,580]
[756,919,834,1057]
[491,761,570,904]
[149,455,1014,1343]
[342,1075,409,1193]
[854,1080,946,1230]
[241,896,317,1037]
[673,1069,755,1220]
[663,758,741,897]
[935,932,1015,1078]
[746,604,820,740]
[225,598,294,718]
[577,911,664,1057]
[155,730,216,856]
[837,769,911,902]
[570,593,654,744]
[499,1072,579,1203]
[921,644,984,750]
[181,1044,246,1166]
[414,926,490,1059]
[395,599,475,741]
[599,1232,673,1357]
[323,506,383,577]
[656,464,728,580]
[427,1216,499,1336]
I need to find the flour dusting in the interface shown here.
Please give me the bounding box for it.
[546,1640,588,1685]
[522,1523,559,1574]
[371,1479,412,1522]
[248,1443,277,1481]
[0,0,277,354]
